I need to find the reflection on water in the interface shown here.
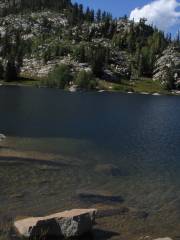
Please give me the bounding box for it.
[1,86,180,239]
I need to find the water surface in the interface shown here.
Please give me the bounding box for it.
[1,86,180,239]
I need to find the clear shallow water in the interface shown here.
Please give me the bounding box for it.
[1,86,180,239]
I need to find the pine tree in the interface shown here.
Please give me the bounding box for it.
[90,45,106,77]
[85,7,90,22]
[96,9,101,22]
[163,65,174,90]
[78,4,84,23]
[4,59,18,82]
[0,61,4,79]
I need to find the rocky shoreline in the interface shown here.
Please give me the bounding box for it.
[0,138,178,240]
[0,80,179,96]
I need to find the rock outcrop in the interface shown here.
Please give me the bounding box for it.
[14,209,97,239]
[0,8,131,81]
[153,45,180,87]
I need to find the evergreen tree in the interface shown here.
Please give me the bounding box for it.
[96,9,101,22]
[46,64,72,89]
[75,70,97,90]
[90,46,106,77]
[0,61,4,79]
[176,30,180,45]
[4,59,18,82]
[85,7,90,22]
[90,10,95,22]
[78,4,84,23]
[73,44,86,62]
[102,11,107,21]
[163,65,174,90]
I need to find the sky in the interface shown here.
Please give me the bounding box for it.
[72,0,180,36]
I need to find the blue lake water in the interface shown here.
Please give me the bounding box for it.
[1,86,180,239]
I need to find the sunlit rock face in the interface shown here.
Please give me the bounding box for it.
[153,45,180,87]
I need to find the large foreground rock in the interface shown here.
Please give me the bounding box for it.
[14,209,97,239]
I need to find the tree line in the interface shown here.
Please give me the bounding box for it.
[2,0,113,25]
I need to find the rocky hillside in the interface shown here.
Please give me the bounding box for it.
[0,7,132,81]
[0,0,72,16]
[0,0,179,90]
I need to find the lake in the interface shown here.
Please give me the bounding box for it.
[1,86,180,240]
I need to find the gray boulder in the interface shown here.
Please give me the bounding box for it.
[14,209,97,239]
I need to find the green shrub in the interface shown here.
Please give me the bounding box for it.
[73,44,86,62]
[44,64,72,89]
[75,70,97,90]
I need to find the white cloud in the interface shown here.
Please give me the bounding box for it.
[129,0,180,31]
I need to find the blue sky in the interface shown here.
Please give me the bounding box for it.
[72,0,150,18]
[72,0,180,35]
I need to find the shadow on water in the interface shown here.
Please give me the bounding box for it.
[9,225,120,240]
[90,229,120,240]
[25,230,120,240]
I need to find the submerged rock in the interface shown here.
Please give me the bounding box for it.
[14,209,97,239]
[97,207,129,218]
[132,210,149,220]
[77,190,124,204]
[94,164,127,177]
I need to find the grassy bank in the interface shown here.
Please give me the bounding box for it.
[0,76,41,87]
[98,78,169,95]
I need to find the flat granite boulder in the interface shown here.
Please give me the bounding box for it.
[14,209,97,239]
